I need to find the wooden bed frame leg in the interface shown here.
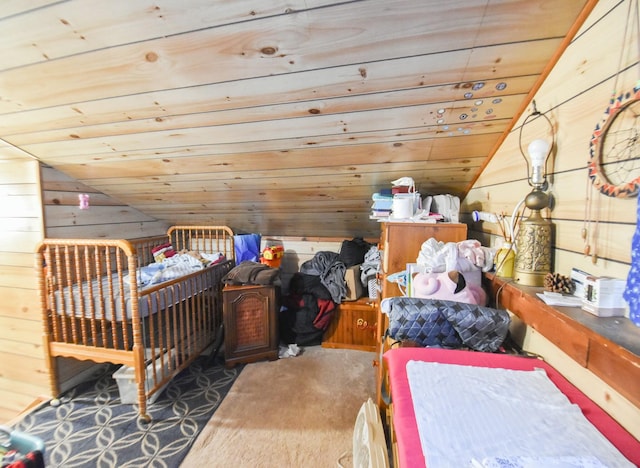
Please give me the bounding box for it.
[136,382,151,423]
[42,335,60,405]
[138,411,151,424]
[133,345,151,423]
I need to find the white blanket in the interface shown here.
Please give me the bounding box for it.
[406,361,634,468]
[134,252,225,287]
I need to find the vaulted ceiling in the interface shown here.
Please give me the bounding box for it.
[0,0,594,238]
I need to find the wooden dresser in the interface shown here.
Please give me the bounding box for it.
[379,221,468,297]
[223,284,279,368]
[375,222,468,406]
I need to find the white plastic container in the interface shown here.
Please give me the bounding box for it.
[113,351,172,405]
[581,276,627,317]
[391,193,415,219]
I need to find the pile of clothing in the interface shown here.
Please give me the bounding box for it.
[280,251,345,346]
[280,238,374,346]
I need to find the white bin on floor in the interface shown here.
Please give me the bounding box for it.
[113,351,172,405]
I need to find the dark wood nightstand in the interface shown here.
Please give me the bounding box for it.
[223,284,279,368]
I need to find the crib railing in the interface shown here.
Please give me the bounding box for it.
[168,225,234,255]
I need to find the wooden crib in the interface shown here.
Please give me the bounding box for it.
[36,225,235,422]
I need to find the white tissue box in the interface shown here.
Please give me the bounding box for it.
[581,276,627,317]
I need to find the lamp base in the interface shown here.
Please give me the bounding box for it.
[513,268,548,287]
[514,209,552,287]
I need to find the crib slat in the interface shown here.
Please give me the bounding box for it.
[44,247,59,342]
[77,245,90,345]
[63,246,76,343]
[115,248,128,350]
[95,247,107,348]
[146,291,158,364]
[177,283,188,364]
[84,246,97,345]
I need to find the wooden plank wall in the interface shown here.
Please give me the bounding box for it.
[262,236,377,294]
[41,165,168,240]
[463,0,636,286]
[0,1,592,239]
[0,160,48,423]
[264,237,342,293]
[462,0,639,430]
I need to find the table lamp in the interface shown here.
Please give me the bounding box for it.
[514,102,554,286]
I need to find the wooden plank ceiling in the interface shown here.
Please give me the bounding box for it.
[0,0,592,238]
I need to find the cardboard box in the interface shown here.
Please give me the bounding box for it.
[344,264,364,301]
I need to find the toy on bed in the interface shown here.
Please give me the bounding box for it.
[411,270,487,305]
[36,225,235,422]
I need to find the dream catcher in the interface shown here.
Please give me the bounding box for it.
[589,84,640,198]
[583,0,640,263]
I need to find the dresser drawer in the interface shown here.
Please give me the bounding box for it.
[322,298,377,351]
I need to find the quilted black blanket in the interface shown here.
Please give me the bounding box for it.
[383,297,510,352]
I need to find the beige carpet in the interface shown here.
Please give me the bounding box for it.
[180,345,377,468]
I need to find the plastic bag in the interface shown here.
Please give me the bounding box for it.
[234,233,261,263]
[431,194,460,223]
[339,237,371,267]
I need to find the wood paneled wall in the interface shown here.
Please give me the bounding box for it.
[463,0,636,284]
[41,165,168,239]
[0,160,47,423]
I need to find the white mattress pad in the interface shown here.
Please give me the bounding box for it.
[406,360,634,468]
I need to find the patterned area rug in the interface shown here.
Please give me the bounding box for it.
[12,356,241,468]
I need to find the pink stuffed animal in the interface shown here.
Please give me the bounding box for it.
[412,270,487,305]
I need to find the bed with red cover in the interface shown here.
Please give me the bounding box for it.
[383,347,640,468]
